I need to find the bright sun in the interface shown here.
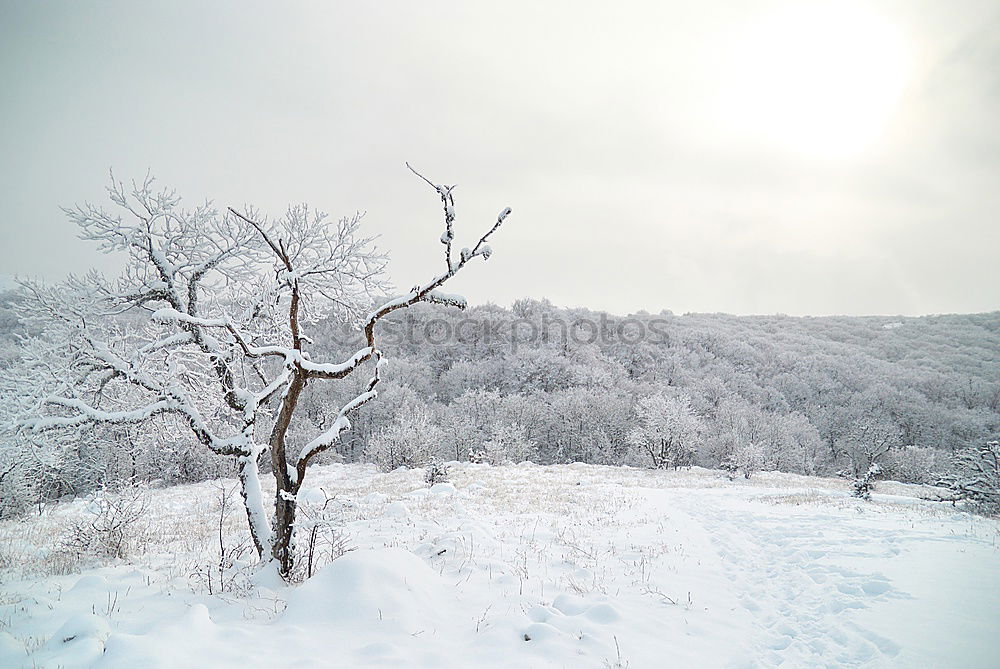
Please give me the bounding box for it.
[717,2,910,159]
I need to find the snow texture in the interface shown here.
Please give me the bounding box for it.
[1,462,997,668]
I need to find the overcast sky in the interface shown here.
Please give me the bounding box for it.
[1,0,997,316]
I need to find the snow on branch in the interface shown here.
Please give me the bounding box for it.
[299,346,374,380]
[295,389,379,481]
[293,165,511,476]
[135,332,194,357]
[21,396,175,431]
[425,291,468,309]
[407,162,457,271]
[151,307,229,328]
[363,165,510,341]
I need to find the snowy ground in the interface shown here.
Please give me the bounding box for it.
[1,463,998,668]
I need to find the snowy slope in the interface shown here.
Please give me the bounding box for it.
[1,463,997,668]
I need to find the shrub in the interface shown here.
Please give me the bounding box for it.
[853,462,883,501]
[424,461,450,486]
[60,484,149,561]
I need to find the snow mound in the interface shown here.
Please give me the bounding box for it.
[47,612,110,647]
[100,603,235,669]
[69,573,110,594]
[297,487,327,504]
[428,482,457,496]
[384,501,409,517]
[282,548,456,635]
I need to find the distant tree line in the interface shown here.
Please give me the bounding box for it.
[2,292,998,517]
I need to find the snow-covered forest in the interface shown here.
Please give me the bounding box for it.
[2,285,998,517]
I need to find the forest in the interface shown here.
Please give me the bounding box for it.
[3,285,997,519]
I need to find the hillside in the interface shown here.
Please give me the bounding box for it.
[302,302,1000,468]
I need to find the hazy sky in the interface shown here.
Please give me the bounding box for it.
[1,0,997,316]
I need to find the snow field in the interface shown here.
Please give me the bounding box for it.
[1,463,998,668]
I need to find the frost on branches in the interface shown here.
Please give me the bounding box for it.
[13,166,511,578]
[365,404,445,471]
[940,441,1000,514]
[627,393,701,469]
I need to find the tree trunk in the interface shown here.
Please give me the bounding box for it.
[273,493,298,575]
[270,369,307,577]
[237,447,273,562]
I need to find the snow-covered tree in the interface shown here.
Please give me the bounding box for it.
[474,421,535,465]
[710,398,767,462]
[0,433,35,518]
[839,420,899,478]
[628,393,702,469]
[366,403,445,471]
[853,462,883,501]
[718,437,765,479]
[14,166,511,577]
[546,387,632,464]
[940,441,1000,514]
[438,389,536,464]
[440,389,505,461]
[837,392,902,477]
[879,445,940,484]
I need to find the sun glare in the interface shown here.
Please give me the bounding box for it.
[717,2,910,159]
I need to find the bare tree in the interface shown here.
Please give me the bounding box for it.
[14,165,511,578]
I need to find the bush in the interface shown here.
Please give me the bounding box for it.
[853,462,882,501]
[293,489,353,582]
[424,461,450,486]
[60,484,149,561]
[726,440,764,479]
